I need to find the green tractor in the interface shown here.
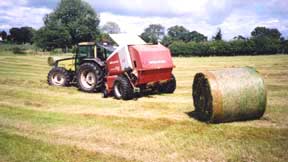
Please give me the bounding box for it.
[47,42,114,92]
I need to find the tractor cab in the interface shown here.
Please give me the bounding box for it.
[75,42,115,67]
[72,42,116,92]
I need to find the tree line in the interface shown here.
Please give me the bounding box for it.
[0,27,35,44]
[1,0,287,56]
[140,25,288,56]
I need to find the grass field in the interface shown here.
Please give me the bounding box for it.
[0,52,287,162]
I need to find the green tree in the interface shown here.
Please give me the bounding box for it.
[0,31,7,40]
[168,41,186,56]
[167,25,189,41]
[35,0,100,49]
[280,38,288,54]
[251,27,281,39]
[96,32,115,45]
[9,27,35,44]
[34,24,71,51]
[161,35,174,46]
[9,28,21,43]
[212,28,222,41]
[251,27,281,54]
[233,35,246,40]
[101,22,121,34]
[140,24,165,44]
[186,31,207,42]
[20,27,35,44]
[162,28,207,46]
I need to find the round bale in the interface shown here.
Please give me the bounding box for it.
[192,67,266,123]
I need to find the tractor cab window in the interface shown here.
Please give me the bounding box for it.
[106,50,113,57]
[78,46,94,58]
[96,43,116,60]
[97,47,106,61]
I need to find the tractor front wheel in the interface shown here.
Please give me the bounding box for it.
[47,67,71,86]
[77,63,103,92]
[113,76,134,100]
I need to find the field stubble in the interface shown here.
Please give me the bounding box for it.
[0,54,287,162]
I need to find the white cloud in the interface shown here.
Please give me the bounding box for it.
[88,0,230,20]
[100,12,216,39]
[0,24,12,29]
[97,0,288,40]
[0,0,27,7]
[0,6,52,31]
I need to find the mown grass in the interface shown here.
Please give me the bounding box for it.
[1,104,287,162]
[0,130,134,162]
[0,52,287,161]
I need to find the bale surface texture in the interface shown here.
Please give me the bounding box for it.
[192,67,266,123]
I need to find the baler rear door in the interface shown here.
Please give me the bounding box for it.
[129,44,174,84]
[109,34,148,72]
[118,46,133,71]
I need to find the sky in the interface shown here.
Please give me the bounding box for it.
[0,0,287,40]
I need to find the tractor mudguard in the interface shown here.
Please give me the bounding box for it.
[48,57,74,66]
[55,58,75,71]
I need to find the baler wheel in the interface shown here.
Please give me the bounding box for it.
[76,63,104,92]
[159,74,176,93]
[47,67,71,86]
[113,76,134,100]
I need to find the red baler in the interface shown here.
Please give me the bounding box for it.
[103,34,176,100]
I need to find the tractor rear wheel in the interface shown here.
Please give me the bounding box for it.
[77,63,104,92]
[113,76,134,100]
[47,67,71,86]
[158,74,176,93]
